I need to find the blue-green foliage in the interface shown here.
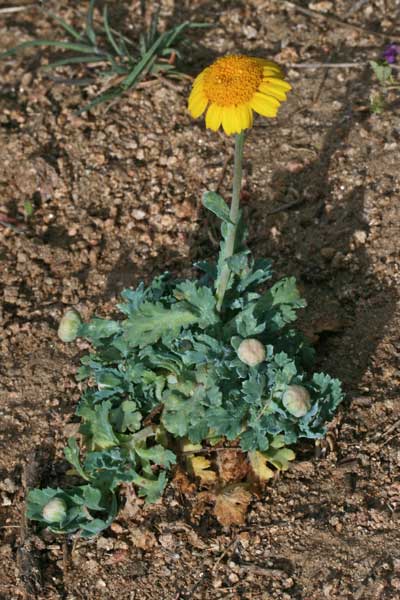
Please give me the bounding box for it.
[27,485,117,538]
[27,194,343,536]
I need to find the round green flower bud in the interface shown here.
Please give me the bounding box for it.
[58,309,81,342]
[282,385,311,418]
[237,338,266,367]
[42,497,67,523]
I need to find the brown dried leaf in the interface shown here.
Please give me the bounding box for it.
[186,529,207,550]
[217,449,249,483]
[171,465,196,495]
[191,490,216,520]
[214,484,252,527]
[119,483,144,519]
[129,527,157,551]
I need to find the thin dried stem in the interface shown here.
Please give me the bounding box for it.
[289,62,400,70]
[0,5,36,14]
[280,0,400,42]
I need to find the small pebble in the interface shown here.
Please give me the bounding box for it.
[243,25,258,39]
[353,230,367,246]
[228,572,239,584]
[132,209,146,220]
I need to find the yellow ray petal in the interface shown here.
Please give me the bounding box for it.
[255,58,282,73]
[188,91,208,118]
[221,105,239,135]
[263,77,292,92]
[248,106,254,128]
[255,92,280,109]
[250,92,280,117]
[191,83,204,97]
[237,103,252,130]
[262,62,283,76]
[231,106,244,133]
[264,59,283,70]
[258,81,287,101]
[189,88,207,103]
[206,103,223,131]
[192,70,206,86]
[192,77,206,95]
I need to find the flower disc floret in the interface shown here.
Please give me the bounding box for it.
[188,54,292,135]
[203,55,264,106]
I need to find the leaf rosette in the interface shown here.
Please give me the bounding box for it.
[27,193,343,535]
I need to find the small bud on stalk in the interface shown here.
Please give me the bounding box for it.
[42,497,67,523]
[237,338,266,367]
[282,385,311,418]
[58,309,81,342]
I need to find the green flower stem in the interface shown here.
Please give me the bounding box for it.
[216,130,245,311]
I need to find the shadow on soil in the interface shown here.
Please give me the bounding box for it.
[261,64,398,398]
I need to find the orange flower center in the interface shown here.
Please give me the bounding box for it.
[202,55,264,106]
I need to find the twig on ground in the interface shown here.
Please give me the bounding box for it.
[279,0,400,42]
[267,198,304,216]
[378,433,399,449]
[289,62,400,70]
[312,63,329,103]
[289,62,365,69]
[212,539,239,572]
[237,563,287,578]
[0,5,36,14]
[0,221,27,234]
[371,418,400,442]
[154,74,187,91]
[312,42,344,104]
[183,538,239,598]
[183,572,207,599]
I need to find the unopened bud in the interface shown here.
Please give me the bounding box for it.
[282,385,311,417]
[237,338,266,367]
[42,497,67,523]
[58,309,81,342]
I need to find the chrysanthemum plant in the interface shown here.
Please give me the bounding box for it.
[27,55,343,536]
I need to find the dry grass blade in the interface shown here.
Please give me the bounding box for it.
[0,0,208,113]
[0,5,36,13]
[0,39,97,59]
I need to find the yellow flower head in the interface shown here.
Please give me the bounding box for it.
[188,54,291,135]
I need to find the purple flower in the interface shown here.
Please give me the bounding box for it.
[383,43,400,64]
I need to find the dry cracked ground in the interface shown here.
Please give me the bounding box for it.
[0,1,399,599]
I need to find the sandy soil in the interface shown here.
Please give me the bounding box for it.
[0,1,399,598]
